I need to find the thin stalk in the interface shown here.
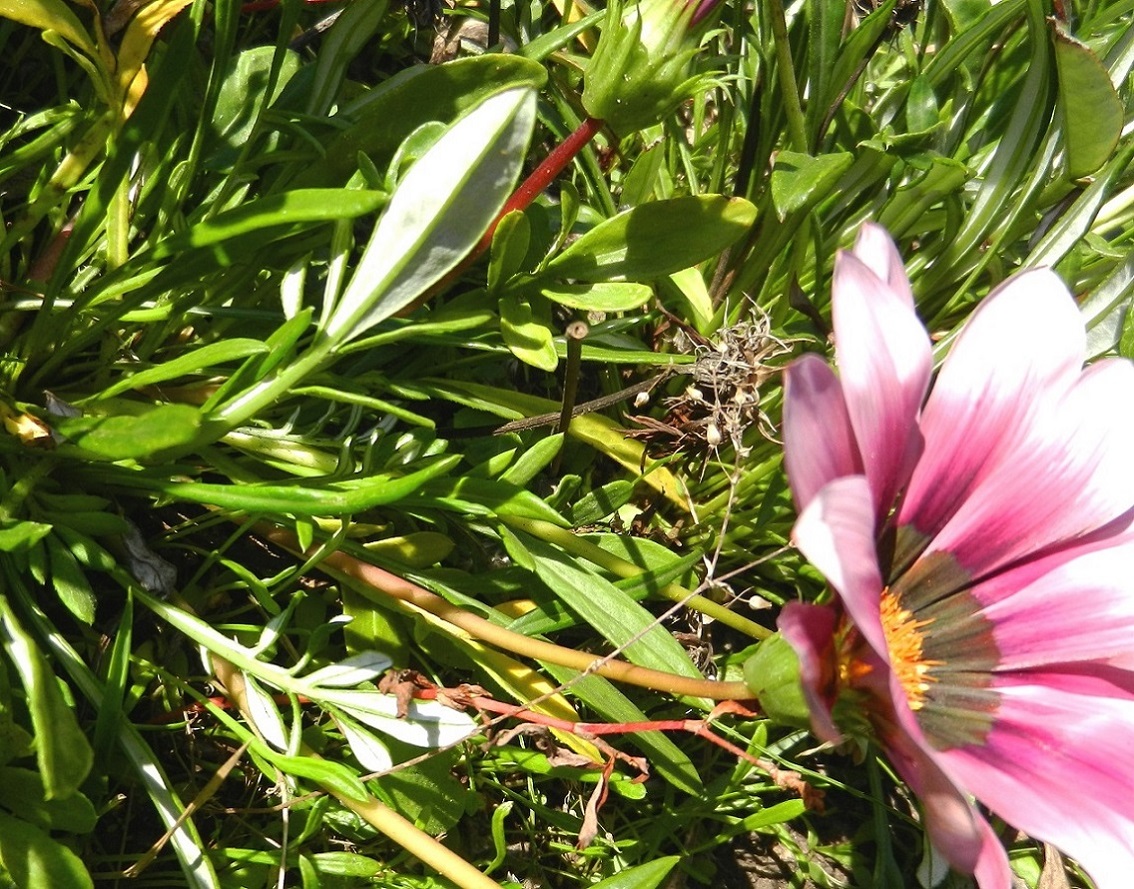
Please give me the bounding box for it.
[260,525,754,701]
[767,0,808,153]
[503,516,771,639]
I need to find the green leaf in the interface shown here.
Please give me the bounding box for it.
[545,196,755,282]
[539,282,653,311]
[327,86,538,340]
[147,190,387,263]
[267,752,370,802]
[589,856,680,889]
[404,476,569,527]
[0,810,93,889]
[0,0,97,59]
[0,768,98,833]
[1051,21,1123,179]
[0,599,93,799]
[56,404,201,460]
[45,535,96,624]
[292,55,548,189]
[499,293,558,371]
[506,530,702,679]
[770,151,854,220]
[98,339,270,400]
[112,455,461,517]
[0,521,52,553]
[211,46,301,149]
[488,211,532,293]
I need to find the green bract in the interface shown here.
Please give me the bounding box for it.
[581,0,708,134]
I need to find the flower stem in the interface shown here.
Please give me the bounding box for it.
[767,0,808,152]
[260,525,754,701]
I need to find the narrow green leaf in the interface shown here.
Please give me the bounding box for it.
[405,476,569,527]
[1051,21,1123,179]
[56,404,201,460]
[0,0,97,58]
[98,339,269,399]
[588,856,679,889]
[544,196,756,282]
[328,87,538,340]
[499,434,564,487]
[0,598,93,799]
[0,521,52,553]
[148,190,388,262]
[268,752,369,802]
[110,455,461,517]
[507,531,702,679]
[0,810,93,889]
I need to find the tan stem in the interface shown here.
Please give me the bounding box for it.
[262,526,754,701]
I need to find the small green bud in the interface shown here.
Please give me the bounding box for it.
[581,0,716,134]
[743,632,812,728]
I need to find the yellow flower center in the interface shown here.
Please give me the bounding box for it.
[879,590,941,710]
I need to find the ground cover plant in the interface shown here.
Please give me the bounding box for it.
[1,0,1133,886]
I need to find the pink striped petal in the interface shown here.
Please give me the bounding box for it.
[875,706,994,878]
[832,252,930,516]
[792,477,888,661]
[921,357,1134,577]
[777,603,842,743]
[782,354,862,511]
[850,223,914,306]
[972,530,1134,669]
[900,269,1086,541]
[938,676,1134,889]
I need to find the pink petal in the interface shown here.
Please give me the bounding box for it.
[899,269,1087,542]
[783,354,862,511]
[832,252,931,517]
[938,676,1134,889]
[851,223,914,306]
[792,477,889,661]
[777,603,842,743]
[920,357,1134,577]
[875,703,995,878]
[973,529,1134,669]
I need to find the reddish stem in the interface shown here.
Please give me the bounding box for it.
[401,116,606,316]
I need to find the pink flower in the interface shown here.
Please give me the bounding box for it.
[778,224,1134,888]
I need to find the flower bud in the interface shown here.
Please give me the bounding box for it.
[581,0,717,134]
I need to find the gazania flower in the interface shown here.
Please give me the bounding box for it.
[778,224,1134,888]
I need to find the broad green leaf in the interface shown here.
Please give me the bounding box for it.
[0,598,92,799]
[293,55,548,188]
[0,0,97,59]
[0,810,93,889]
[1051,22,1123,179]
[98,339,269,399]
[545,196,755,282]
[56,404,201,460]
[539,282,653,311]
[211,46,301,149]
[770,151,854,220]
[0,768,98,833]
[589,856,679,889]
[45,535,96,624]
[506,530,703,679]
[309,852,382,878]
[326,87,538,340]
[499,293,558,370]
